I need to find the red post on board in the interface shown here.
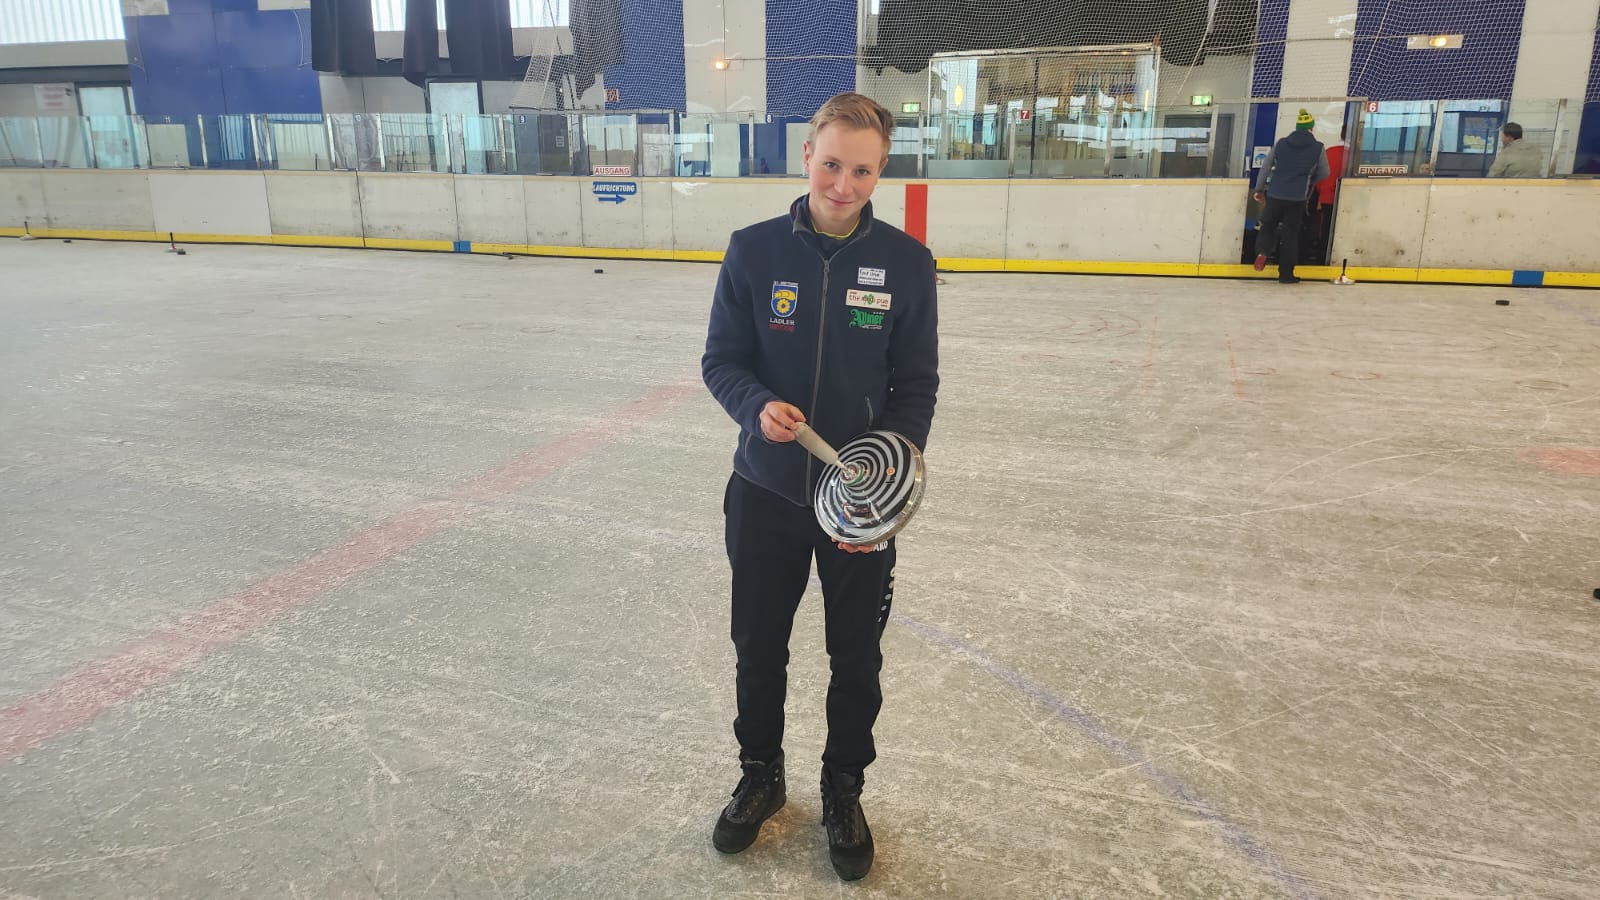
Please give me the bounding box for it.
[905,183,928,245]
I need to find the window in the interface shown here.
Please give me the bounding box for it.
[0,0,124,44]
[371,0,569,32]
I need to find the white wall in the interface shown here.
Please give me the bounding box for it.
[0,40,127,68]
[1156,57,1251,108]
[1276,0,1358,139]
[0,84,79,117]
[480,80,524,114]
[685,0,766,114]
[857,67,930,117]
[318,75,427,114]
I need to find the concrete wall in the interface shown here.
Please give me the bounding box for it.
[34,170,155,232]
[264,172,363,237]
[4,168,1599,278]
[149,170,271,236]
[1330,179,1431,268]
[1332,177,1600,273]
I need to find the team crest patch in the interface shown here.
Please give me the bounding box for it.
[771,282,799,318]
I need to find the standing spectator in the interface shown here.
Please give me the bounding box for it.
[1253,108,1330,284]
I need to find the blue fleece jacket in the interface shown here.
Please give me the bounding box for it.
[702,196,940,507]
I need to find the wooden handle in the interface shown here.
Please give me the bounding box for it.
[791,423,843,469]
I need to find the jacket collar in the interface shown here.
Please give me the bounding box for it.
[790,195,875,242]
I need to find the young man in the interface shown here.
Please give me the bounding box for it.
[1488,122,1544,177]
[701,92,940,881]
[1253,108,1330,284]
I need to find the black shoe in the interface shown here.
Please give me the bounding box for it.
[1279,275,1303,284]
[821,767,874,881]
[712,754,785,854]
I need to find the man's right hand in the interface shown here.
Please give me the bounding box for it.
[760,401,805,442]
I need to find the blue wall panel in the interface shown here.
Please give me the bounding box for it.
[1250,0,1289,99]
[214,11,306,69]
[1349,0,1527,101]
[1575,11,1600,173]
[126,1,322,118]
[766,0,855,116]
[603,0,686,111]
[141,63,228,117]
[223,66,321,115]
[1248,0,1290,206]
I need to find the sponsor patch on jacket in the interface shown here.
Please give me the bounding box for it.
[857,267,886,286]
[845,289,890,311]
[849,309,886,330]
[771,281,799,318]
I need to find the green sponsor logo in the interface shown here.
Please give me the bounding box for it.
[849,309,885,329]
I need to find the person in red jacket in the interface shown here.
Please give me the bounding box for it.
[1308,124,1346,265]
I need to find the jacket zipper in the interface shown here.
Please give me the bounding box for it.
[864,395,874,428]
[804,257,831,496]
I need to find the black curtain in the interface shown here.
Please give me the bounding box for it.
[444,0,517,79]
[863,0,1260,74]
[309,0,378,75]
[402,0,441,87]
[570,0,623,100]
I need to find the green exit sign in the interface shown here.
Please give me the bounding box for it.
[1191,95,1213,107]
[901,101,921,114]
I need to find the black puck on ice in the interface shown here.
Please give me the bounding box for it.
[594,268,604,274]
[1496,299,1510,306]
[63,239,72,243]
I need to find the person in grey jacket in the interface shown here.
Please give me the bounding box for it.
[1488,123,1545,177]
[1253,108,1330,283]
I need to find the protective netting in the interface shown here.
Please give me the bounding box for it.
[515,0,1574,116]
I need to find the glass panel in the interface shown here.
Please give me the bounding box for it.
[459,113,505,174]
[1355,100,1439,176]
[507,111,574,174]
[146,120,195,168]
[368,113,442,172]
[638,116,674,176]
[1147,107,1238,178]
[85,115,142,168]
[36,117,91,168]
[0,117,46,167]
[267,114,332,171]
[1502,98,1567,176]
[581,114,638,174]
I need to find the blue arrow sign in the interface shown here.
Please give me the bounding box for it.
[592,181,638,204]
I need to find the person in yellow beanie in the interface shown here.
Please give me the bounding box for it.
[1252,108,1330,283]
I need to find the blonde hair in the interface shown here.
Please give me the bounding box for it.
[808,92,895,151]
